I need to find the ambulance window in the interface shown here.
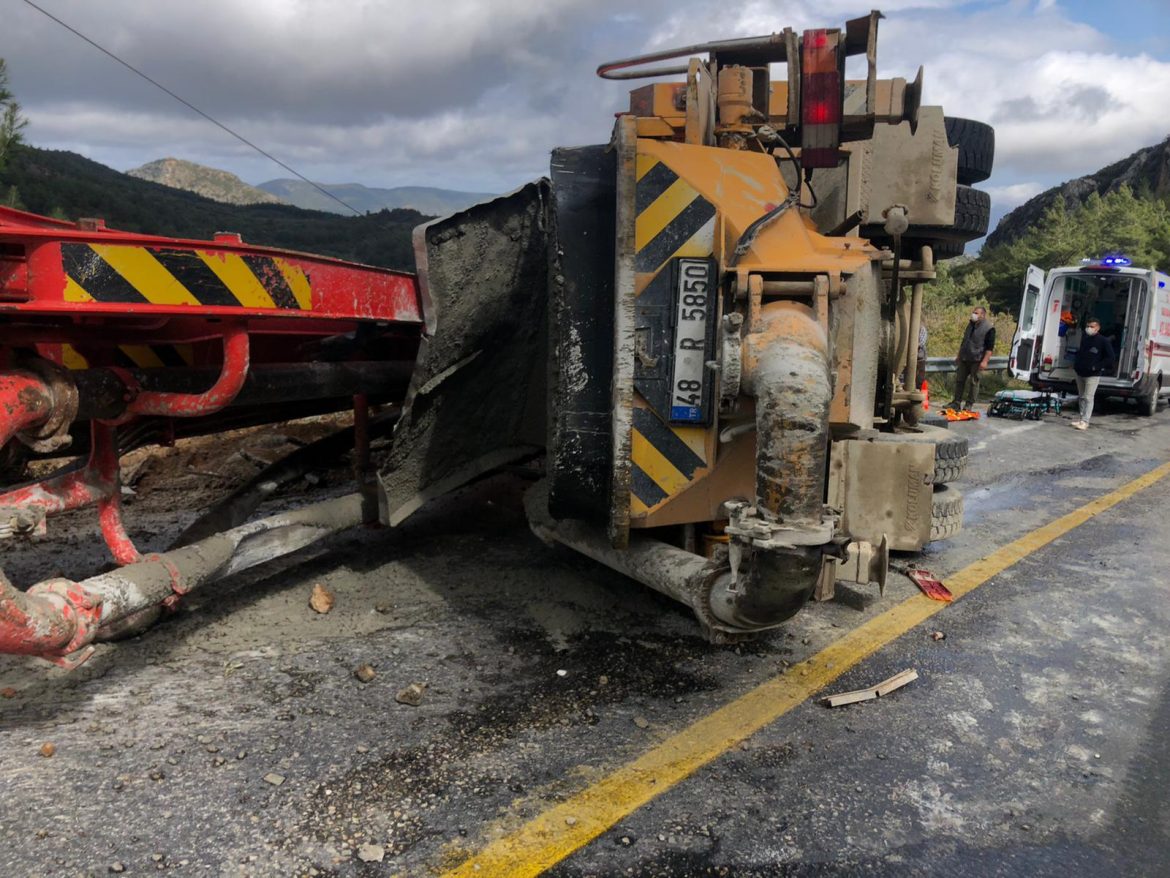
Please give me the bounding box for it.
[1020,285,1039,332]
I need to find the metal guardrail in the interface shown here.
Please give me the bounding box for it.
[925,356,1009,374]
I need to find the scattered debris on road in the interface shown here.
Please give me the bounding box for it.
[263,773,286,786]
[395,682,427,706]
[309,583,335,614]
[931,630,947,641]
[39,742,55,758]
[906,568,954,602]
[354,664,376,683]
[1,687,16,698]
[633,716,650,729]
[941,408,980,421]
[822,669,919,708]
[357,843,385,863]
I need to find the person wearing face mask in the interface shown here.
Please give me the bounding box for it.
[945,306,995,412]
[1070,318,1116,430]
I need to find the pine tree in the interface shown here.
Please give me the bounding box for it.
[0,58,27,173]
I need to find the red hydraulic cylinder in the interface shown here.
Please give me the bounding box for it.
[0,571,103,667]
[0,370,55,448]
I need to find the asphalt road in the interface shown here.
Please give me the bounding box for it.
[2,398,1169,878]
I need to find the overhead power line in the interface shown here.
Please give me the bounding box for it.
[20,0,361,216]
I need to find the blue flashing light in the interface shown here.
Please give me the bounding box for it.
[1161,281,1167,288]
[1099,254,1132,267]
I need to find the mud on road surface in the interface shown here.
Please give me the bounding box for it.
[2,401,1170,877]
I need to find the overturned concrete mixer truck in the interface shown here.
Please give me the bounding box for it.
[380,10,993,639]
[0,11,993,664]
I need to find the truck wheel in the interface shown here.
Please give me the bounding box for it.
[867,187,991,260]
[933,437,968,484]
[944,117,995,186]
[915,186,991,242]
[871,424,967,484]
[924,240,966,260]
[1141,377,1161,416]
[930,484,964,542]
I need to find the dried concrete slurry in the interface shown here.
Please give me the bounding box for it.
[1,401,1169,877]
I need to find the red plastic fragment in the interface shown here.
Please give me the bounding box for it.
[908,568,954,602]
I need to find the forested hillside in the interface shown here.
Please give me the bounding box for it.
[936,185,1170,314]
[0,146,423,271]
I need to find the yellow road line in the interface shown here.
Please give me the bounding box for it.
[441,458,1170,878]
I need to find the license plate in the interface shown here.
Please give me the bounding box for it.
[669,258,714,423]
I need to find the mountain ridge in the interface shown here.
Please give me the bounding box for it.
[987,138,1170,248]
[128,157,284,206]
[257,178,493,216]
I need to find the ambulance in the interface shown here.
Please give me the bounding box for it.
[1009,257,1170,415]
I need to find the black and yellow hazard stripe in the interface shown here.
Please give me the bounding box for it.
[60,243,311,311]
[60,343,195,370]
[634,154,716,277]
[630,149,717,515]
[629,406,709,513]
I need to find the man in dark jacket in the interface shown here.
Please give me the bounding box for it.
[1071,318,1116,430]
[946,307,996,411]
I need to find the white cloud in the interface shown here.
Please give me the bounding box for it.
[985,182,1045,210]
[4,0,1168,198]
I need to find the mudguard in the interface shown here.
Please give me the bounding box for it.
[378,182,551,526]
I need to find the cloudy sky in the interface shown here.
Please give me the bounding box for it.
[4,0,1170,236]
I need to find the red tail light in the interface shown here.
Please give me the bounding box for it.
[800,28,843,169]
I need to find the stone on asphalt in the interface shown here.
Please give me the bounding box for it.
[396,682,427,706]
[309,583,335,614]
[357,843,385,863]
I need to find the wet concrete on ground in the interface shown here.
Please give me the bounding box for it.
[1,403,1168,876]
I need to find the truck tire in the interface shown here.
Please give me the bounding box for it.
[1140,376,1161,416]
[871,424,968,484]
[925,240,966,260]
[930,484,964,542]
[944,117,995,186]
[913,186,991,242]
[866,187,991,260]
